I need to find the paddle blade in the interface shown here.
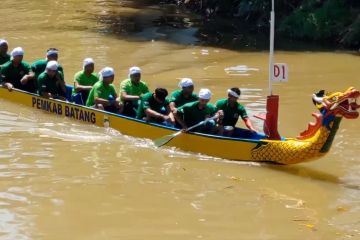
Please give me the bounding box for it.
[154,134,176,147]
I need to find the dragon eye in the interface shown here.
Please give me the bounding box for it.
[332,96,338,101]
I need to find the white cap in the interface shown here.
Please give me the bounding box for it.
[83,58,94,68]
[129,66,141,76]
[0,39,8,46]
[46,60,58,71]
[11,47,24,57]
[100,67,114,78]
[47,49,59,56]
[179,78,194,88]
[199,88,212,100]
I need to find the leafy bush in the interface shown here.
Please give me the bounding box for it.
[279,0,351,41]
[340,15,360,48]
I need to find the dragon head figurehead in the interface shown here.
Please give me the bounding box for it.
[312,87,360,119]
[255,87,359,163]
[296,87,359,152]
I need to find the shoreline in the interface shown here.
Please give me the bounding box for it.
[99,1,360,52]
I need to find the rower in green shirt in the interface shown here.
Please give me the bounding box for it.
[136,88,175,126]
[72,58,99,104]
[215,87,256,136]
[37,60,66,100]
[120,66,149,117]
[31,48,64,80]
[0,47,36,93]
[0,39,10,67]
[169,78,198,112]
[86,67,122,114]
[174,88,222,134]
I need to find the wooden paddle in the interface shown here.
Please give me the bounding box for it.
[154,115,218,147]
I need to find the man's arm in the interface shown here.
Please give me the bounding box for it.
[144,108,167,121]
[166,105,176,124]
[20,63,34,85]
[55,73,66,97]
[73,73,94,92]
[20,74,34,85]
[121,91,141,101]
[74,81,93,92]
[215,110,224,122]
[173,109,187,129]
[238,105,256,131]
[168,92,178,112]
[37,76,45,96]
[95,90,119,107]
[169,102,177,112]
[243,117,256,132]
[0,66,13,91]
[119,81,142,101]
[94,97,113,107]
[205,110,221,123]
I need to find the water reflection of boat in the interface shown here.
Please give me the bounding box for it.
[0,85,358,164]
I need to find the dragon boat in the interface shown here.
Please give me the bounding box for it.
[0,86,358,164]
[1,0,358,164]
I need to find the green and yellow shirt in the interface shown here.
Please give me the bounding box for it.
[86,81,117,107]
[31,59,64,80]
[169,89,198,108]
[177,101,217,128]
[120,79,149,97]
[0,60,31,90]
[215,98,248,126]
[136,92,170,119]
[37,71,65,97]
[72,70,99,94]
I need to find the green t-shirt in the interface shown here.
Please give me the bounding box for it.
[0,53,10,66]
[177,101,217,128]
[120,79,149,97]
[215,98,248,126]
[31,59,64,80]
[0,60,31,89]
[136,92,170,119]
[72,70,99,94]
[37,71,65,97]
[86,80,117,107]
[169,89,198,108]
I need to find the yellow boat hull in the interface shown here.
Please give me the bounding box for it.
[0,88,334,164]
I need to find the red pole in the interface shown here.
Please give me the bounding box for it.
[264,95,281,140]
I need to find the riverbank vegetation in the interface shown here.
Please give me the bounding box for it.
[162,0,360,50]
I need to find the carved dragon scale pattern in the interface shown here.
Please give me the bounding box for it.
[251,87,360,164]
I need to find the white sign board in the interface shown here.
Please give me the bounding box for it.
[272,63,288,82]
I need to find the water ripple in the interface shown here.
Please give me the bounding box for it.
[0,192,30,204]
[0,209,32,240]
[224,65,260,76]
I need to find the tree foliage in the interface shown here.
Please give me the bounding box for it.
[170,0,360,49]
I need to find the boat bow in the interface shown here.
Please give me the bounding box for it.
[251,87,359,164]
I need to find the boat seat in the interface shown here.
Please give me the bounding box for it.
[64,85,84,105]
[72,93,85,105]
[65,85,73,102]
